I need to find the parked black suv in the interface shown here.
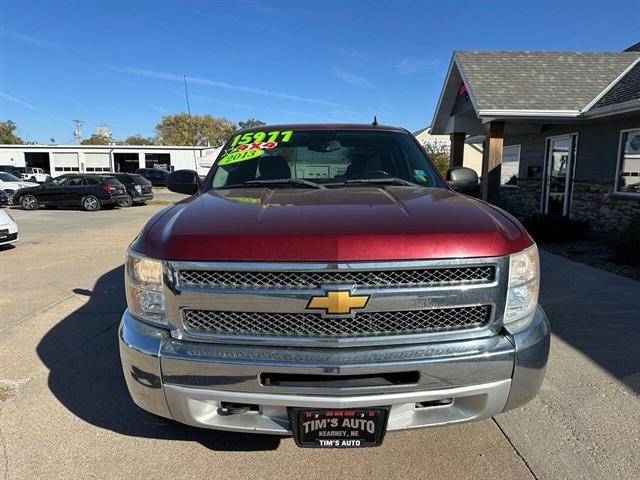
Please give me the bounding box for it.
[135,168,169,186]
[13,174,128,211]
[112,173,154,207]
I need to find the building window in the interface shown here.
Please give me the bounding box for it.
[500,145,521,187]
[617,129,640,194]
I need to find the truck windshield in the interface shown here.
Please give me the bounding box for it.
[210,129,443,189]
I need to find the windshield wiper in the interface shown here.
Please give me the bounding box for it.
[326,177,418,187]
[215,178,325,189]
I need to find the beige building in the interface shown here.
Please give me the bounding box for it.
[413,126,483,175]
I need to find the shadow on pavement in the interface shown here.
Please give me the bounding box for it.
[539,251,640,395]
[36,265,281,452]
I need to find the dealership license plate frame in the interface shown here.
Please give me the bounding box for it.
[288,407,390,448]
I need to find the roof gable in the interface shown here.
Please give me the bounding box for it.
[624,42,640,52]
[455,51,640,112]
[592,60,640,109]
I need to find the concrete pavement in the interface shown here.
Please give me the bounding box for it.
[0,207,639,479]
[0,206,533,480]
[496,251,640,480]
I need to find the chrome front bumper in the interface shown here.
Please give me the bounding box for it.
[118,307,550,434]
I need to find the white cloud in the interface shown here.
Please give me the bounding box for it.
[151,105,169,114]
[334,69,374,89]
[111,66,343,108]
[0,90,37,110]
[189,93,345,123]
[397,58,440,75]
[0,27,62,50]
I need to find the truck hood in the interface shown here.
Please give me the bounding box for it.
[136,186,527,262]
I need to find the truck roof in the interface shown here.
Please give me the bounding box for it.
[236,123,409,133]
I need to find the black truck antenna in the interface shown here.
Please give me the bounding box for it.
[372,115,378,126]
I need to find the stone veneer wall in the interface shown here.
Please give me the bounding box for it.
[498,178,640,233]
[498,178,542,220]
[571,182,640,232]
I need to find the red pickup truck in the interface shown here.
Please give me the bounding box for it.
[119,124,549,448]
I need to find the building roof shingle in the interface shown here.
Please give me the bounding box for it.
[455,51,640,112]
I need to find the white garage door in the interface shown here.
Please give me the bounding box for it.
[84,153,111,172]
[53,152,79,173]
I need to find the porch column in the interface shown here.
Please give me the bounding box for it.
[449,132,466,168]
[480,121,504,203]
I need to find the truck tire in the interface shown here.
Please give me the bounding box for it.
[21,194,39,210]
[82,195,101,211]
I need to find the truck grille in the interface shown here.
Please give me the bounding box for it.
[182,305,492,337]
[179,266,495,290]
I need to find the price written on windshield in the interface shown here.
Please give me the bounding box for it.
[230,130,293,147]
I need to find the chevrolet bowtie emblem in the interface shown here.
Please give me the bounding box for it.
[306,291,370,315]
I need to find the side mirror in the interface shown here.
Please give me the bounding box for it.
[167,169,201,195]
[446,167,480,196]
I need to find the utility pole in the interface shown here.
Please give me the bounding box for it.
[73,120,83,144]
[184,75,199,170]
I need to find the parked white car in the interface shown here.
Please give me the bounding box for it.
[21,167,50,183]
[0,208,18,246]
[0,172,39,204]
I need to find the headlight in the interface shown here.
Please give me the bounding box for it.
[125,249,167,327]
[504,244,539,323]
[134,185,142,193]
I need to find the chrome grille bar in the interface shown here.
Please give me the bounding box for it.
[164,257,508,348]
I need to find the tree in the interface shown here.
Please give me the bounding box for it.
[0,120,23,144]
[237,118,266,130]
[81,134,112,145]
[155,113,235,147]
[123,134,157,145]
[423,141,450,178]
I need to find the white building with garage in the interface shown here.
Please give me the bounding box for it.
[0,144,220,178]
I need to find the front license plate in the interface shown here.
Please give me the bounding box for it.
[289,408,389,448]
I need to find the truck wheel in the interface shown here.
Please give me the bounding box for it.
[21,194,39,210]
[82,195,101,211]
[118,195,133,208]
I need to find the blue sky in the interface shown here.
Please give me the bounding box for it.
[1,0,638,144]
